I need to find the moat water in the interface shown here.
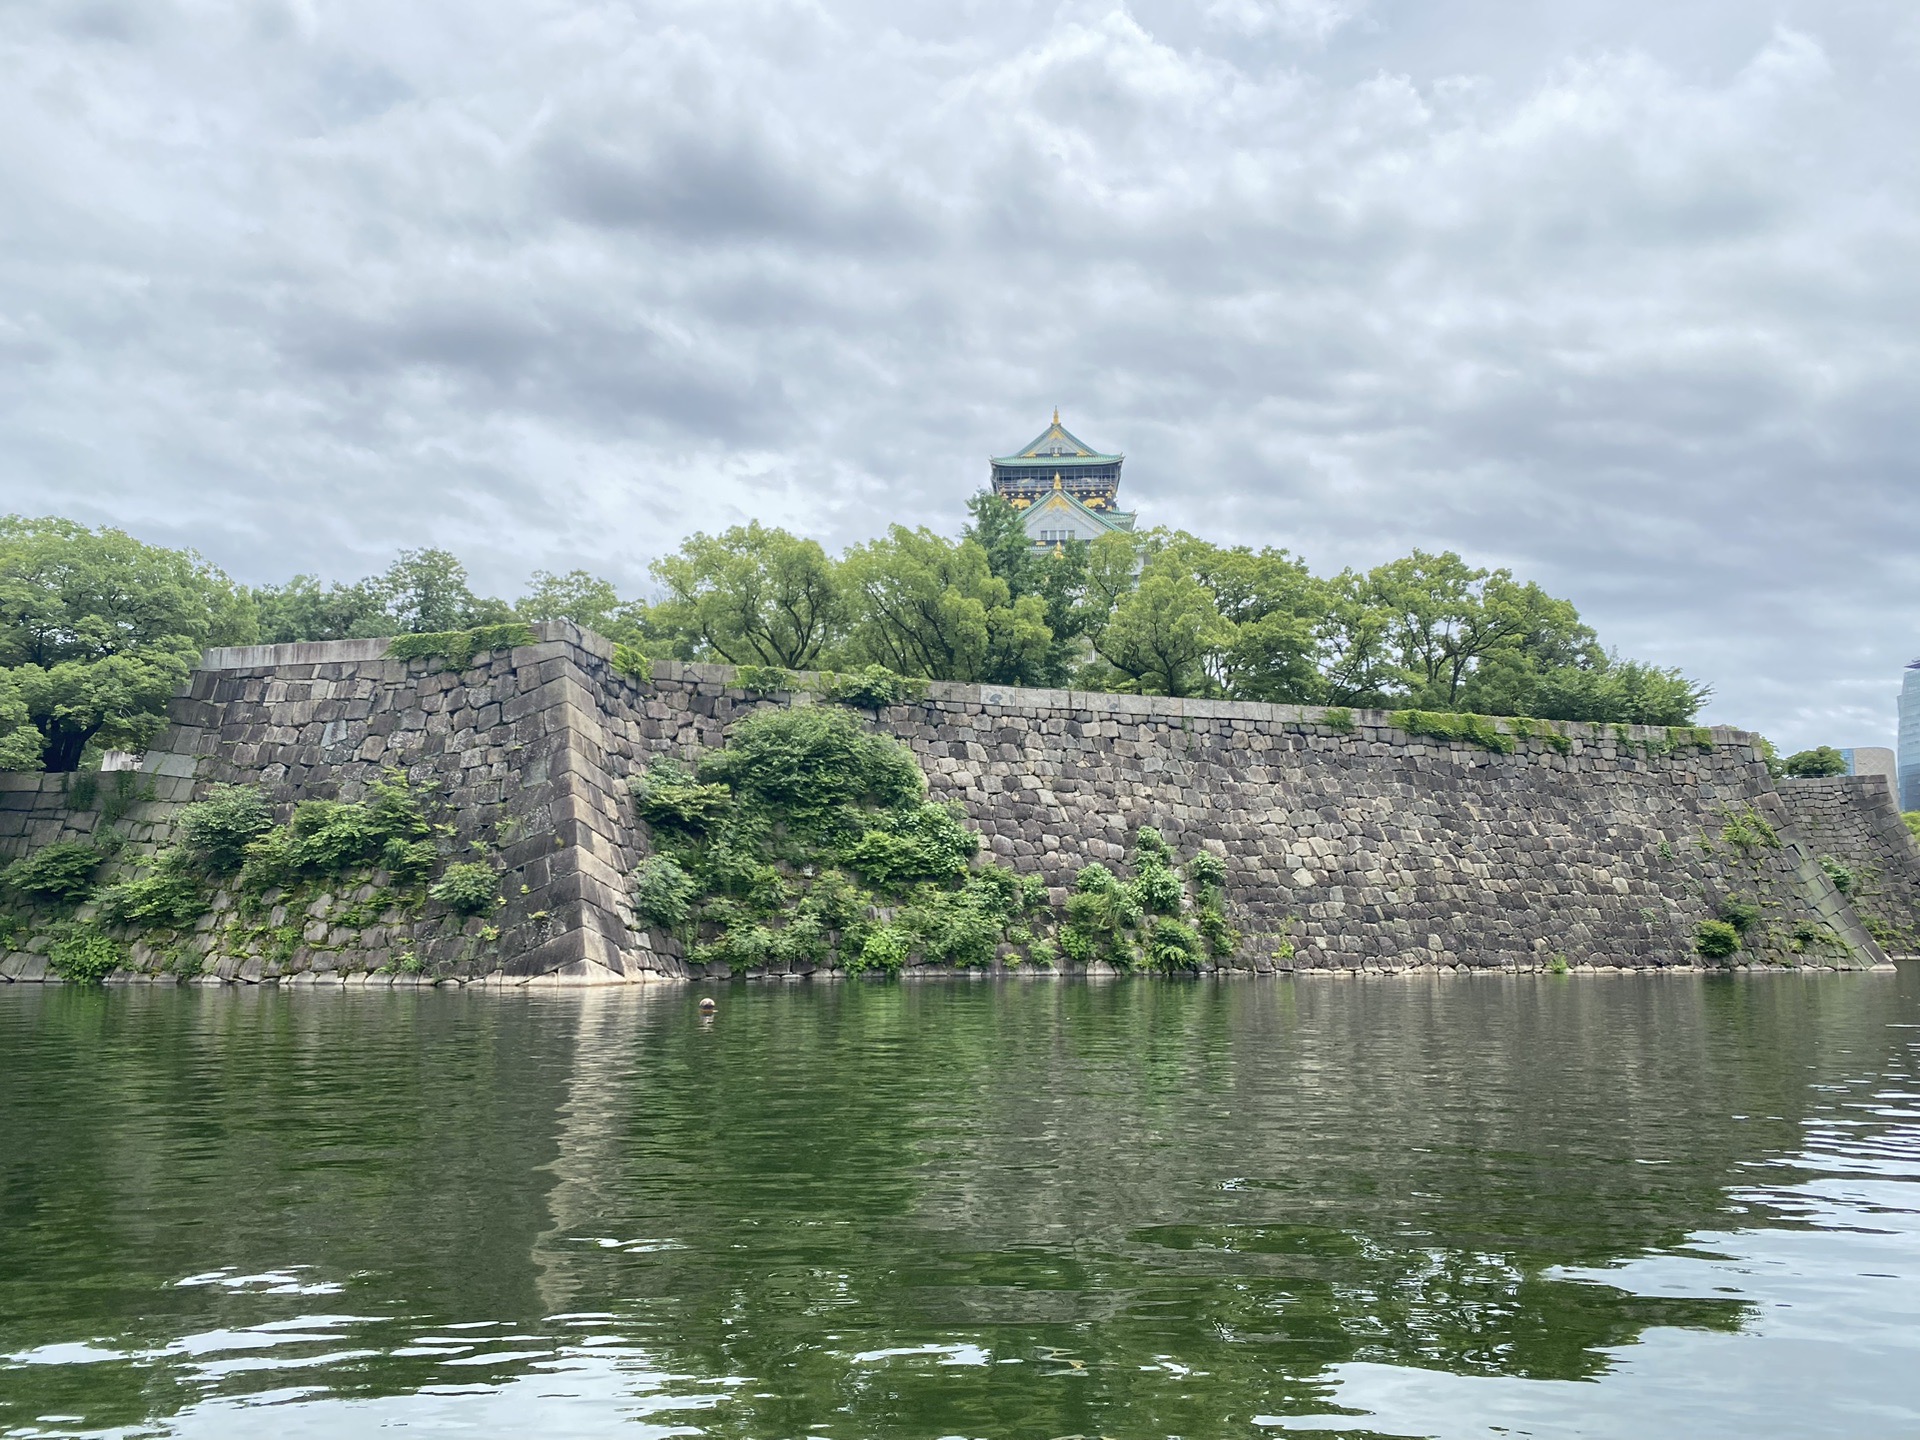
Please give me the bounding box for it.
[3,973,1920,1439]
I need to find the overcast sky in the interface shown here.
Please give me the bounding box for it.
[3,0,1918,747]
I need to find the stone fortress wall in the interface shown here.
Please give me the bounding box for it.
[1,622,1912,983]
[1774,774,1920,954]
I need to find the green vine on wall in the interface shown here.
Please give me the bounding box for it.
[387,622,536,669]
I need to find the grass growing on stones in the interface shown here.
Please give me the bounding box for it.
[387,622,535,670]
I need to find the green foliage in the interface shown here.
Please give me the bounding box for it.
[429,862,498,917]
[820,664,930,710]
[47,924,123,984]
[176,784,274,874]
[1784,746,1848,778]
[841,526,1050,684]
[239,772,434,891]
[843,803,979,887]
[1719,896,1762,933]
[386,621,535,670]
[1719,807,1781,852]
[0,516,256,770]
[1145,916,1204,973]
[1818,856,1856,896]
[850,924,912,974]
[629,704,1237,976]
[734,664,793,695]
[1186,850,1227,890]
[515,569,648,646]
[631,760,733,832]
[1321,708,1354,734]
[651,522,844,669]
[633,855,696,929]
[4,840,108,904]
[963,491,1092,687]
[381,838,438,884]
[1905,812,1920,845]
[698,707,922,837]
[1694,919,1741,960]
[1392,709,1514,755]
[255,547,514,644]
[95,854,205,930]
[611,643,653,681]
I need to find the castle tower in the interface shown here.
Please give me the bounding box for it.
[989,410,1138,549]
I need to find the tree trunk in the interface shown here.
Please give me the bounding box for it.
[41,724,90,773]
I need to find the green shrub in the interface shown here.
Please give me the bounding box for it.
[380,837,438,883]
[1694,919,1740,959]
[4,841,109,904]
[1186,850,1227,890]
[612,643,653,681]
[388,622,535,669]
[698,707,922,837]
[429,862,498,916]
[633,855,695,929]
[1906,812,1920,845]
[903,888,1003,968]
[1321,707,1354,734]
[1818,855,1856,896]
[631,762,732,832]
[820,664,929,710]
[1145,916,1203,973]
[1784,746,1848,778]
[286,799,385,874]
[95,855,205,929]
[843,803,979,887]
[1196,902,1240,958]
[1129,862,1183,916]
[176,785,274,874]
[48,925,123,984]
[1719,807,1781,852]
[851,924,912,974]
[1719,896,1761,932]
[734,664,792,695]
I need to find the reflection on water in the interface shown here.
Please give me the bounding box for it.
[2,973,1918,1438]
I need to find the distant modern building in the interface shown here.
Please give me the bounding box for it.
[990,411,1138,550]
[1900,662,1920,811]
[1843,747,1897,786]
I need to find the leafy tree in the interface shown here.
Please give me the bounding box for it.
[841,527,1049,683]
[651,523,843,669]
[1317,572,1402,708]
[252,575,388,643]
[1179,537,1324,702]
[254,548,511,642]
[0,517,256,770]
[1088,559,1233,698]
[1784,746,1848,779]
[1362,551,1582,710]
[1525,656,1708,726]
[963,491,1089,686]
[374,549,514,633]
[515,569,647,645]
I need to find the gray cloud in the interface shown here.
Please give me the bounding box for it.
[2,0,1918,747]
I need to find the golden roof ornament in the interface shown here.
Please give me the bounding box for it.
[1053,472,1063,489]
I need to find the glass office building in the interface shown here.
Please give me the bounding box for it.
[1900,662,1920,811]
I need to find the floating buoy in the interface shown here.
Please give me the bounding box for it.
[697,996,717,1014]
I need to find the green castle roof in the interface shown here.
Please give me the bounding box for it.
[991,412,1123,468]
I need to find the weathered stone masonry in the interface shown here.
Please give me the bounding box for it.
[1,622,1912,983]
